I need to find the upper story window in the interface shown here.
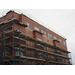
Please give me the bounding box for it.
[44,31,46,37]
[53,36,57,40]
[27,22,30,29]
[48,33,50,38]
[58,39,62,44]
[50,34,52,39]
[63,41,66,46]
[34,26,39,31]
[41,30,43,33]
[15,47,23,56]
[37,38,42,41]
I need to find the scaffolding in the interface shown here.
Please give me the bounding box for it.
[0,10,72,65]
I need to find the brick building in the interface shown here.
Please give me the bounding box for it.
[0,10,72,65]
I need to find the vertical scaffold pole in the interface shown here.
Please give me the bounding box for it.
[69,53,72,65]
[0,30,2,64]
[35,40,38,65]
[0,45,2,64]
[18,15,21,65]
[25,36,27,65]
[45,44,48,65]
[3,14,6,65]
[32,39,35,65]
[1,16,5,65]
[40,42,44,65]
[1,29,3,65]
[0,50,1,65]
[12,11,15,65]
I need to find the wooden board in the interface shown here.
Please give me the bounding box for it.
[3,42,71,59]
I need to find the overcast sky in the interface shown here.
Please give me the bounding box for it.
[0,9,75,64]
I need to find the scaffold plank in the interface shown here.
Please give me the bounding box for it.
[0,18,19,30]
[2,42,71,59]
[0,56,70,64]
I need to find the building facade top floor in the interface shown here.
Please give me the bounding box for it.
[0,10,68,51]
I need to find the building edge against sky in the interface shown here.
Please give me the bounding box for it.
[0,9,66,39]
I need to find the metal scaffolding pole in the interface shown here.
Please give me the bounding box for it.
[0,30,3,65]
[45,44,48,65]
[25,36,27,65]
[40,42,44,65]
[35,40,38,65]
[12,11,15,65]
[3,14,7,65]
[18,15,21,65]
[32,39,35,65]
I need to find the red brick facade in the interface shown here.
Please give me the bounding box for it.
[0,10,71,65]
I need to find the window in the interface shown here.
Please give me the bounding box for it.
[53,36,57,40]
[37,38,42,41]
[66,59,68,63]
[16,50,19,56]
[44,31,46,37]
[56,45,59,48]
[38,52,42,59]
[50,34,52,39]
[27,22,30,29]
[20,51,23,56]
[58,57,60,62]
[34,26,39,31]
[51,55,54,59]
[63,41,66,46]
[57,50,60,53]
[45,54,48,59]
[48,33,50,38]
[41,30,43,33]
[2,49,9,56]
[62,59,64,62]
[15,47,23,56]
[58,39,62,44]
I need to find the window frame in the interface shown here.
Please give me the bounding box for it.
[58,39,62,44]
[37,38,42,41]
[44,31,46,37]
[34,26,39,31]
[15,47,23,56]
[27,22,30,29]
[63,41,66,46]
[50,34,52,39]
[53,36,57,40]
[41,30,43,33]
[48,33,50,38]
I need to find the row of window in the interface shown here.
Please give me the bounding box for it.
[26,22,66,46]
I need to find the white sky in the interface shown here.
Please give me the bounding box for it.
[0,9,75,64]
